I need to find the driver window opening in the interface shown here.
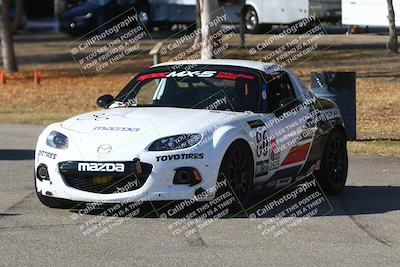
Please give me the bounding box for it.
[265,72,298,113]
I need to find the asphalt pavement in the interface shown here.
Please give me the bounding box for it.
[0,124,399,266]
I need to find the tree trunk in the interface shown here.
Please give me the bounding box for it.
[0,0,18,72]
[387,0,398,53]
[54,0,66,18]
[199,0,221,59]
[192,0,201,49]
[11,0,24,34]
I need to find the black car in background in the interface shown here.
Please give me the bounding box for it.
[59,0,150,35]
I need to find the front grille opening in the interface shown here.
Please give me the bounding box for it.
[59,161,152,194]
[64,173,143,194]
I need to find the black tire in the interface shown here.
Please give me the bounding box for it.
[243,6,269,34]
[315,128,348,194]
[217,140,254,211]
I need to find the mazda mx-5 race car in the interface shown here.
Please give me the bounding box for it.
[35,59,348,209]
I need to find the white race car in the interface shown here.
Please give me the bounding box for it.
[35,59,348,209]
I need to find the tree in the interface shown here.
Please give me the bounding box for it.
[11,0,23,34]
[199,0,221,59]
[387,0,398,53]
[0,0,18,72]
[192,0,201,49]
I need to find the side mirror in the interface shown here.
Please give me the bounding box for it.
[96,94,114,108]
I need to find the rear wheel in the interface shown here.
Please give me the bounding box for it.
[315,129,348,194]
[217,140,254,211]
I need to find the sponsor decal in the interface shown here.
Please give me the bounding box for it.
[270,138,280,160]
[255,158,279,175]
[167,71,216,78]
[136,71,254,81]
[256,129,268,157]
[93,126,139,132]
[260,83,268,111]
[77,113,118,121]
[215,72,255,80]
[156,153,204,162]
[255,160,269,177]
[137,72,170,81]
[77,162,125,172]
[138,71,216,81]
[97,144,112,154]
[269,159,280,171]
[38,150,57,159]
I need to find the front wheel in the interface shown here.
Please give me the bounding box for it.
[217,140,254,211]
[315,128,348,194]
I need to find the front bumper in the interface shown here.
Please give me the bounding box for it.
[35,149,218,204]
[34,123,223,205]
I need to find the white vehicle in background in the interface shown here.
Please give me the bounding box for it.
[243,0,341,33]
[342,0,400,26]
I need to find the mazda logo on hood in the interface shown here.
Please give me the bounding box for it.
[97,144,112,154]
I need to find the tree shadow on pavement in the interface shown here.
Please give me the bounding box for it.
[327,185,400,216]
[0,149,35,160]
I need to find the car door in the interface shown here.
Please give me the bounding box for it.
[256,71,314,186]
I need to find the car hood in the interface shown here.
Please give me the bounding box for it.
[59,107,249,159]
[61,107,248,137]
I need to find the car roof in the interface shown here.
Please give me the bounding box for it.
[152,59,284,74]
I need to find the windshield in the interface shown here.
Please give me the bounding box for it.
[114,65,262,112]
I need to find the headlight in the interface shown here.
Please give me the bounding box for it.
[148,134,202,151]
[46,131,68,149]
